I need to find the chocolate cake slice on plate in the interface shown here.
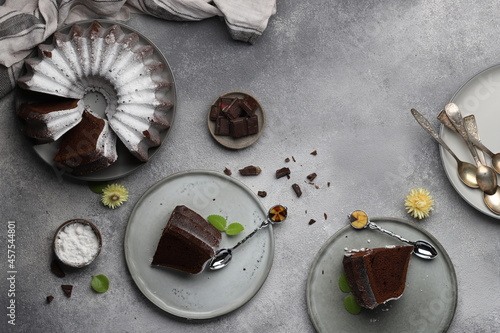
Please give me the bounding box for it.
[342,245,413,309]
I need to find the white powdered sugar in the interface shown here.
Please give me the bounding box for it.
[55,222,100,266]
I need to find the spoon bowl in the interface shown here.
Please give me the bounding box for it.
[209,204,287,270]
[483,186,500,215]
[349,210,438,260]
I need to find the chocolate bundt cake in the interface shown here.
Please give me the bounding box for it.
[152,205,222,274]
[17,20,173,174]
[342,246,413,309]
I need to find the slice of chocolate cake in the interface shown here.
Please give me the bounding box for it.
[152,205,221,274]
[53,110,117,175]
[342,246,413,309]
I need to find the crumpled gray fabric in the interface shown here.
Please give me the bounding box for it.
[0,0,276,98]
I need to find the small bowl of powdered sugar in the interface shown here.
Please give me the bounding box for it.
[53,219,102,268]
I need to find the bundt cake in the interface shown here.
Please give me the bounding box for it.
[17,20,173,174]
[342,246,413,309]
[54,110,117,176]
[17,98,84,142]
[152,205,222,274]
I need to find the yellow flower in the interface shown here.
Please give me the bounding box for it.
[404,188,434,219]
[101,184,128,209]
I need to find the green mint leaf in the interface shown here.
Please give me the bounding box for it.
[344,294,361,314]
[225,223,244,235]
[91,274,110,293]
[207,215,227,231]
[88,181,110,194]
[338,273,351,293]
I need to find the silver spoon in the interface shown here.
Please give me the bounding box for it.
[411,109,478,189]
[445,103,497,195]
[208,205,287,270]
[438,111,500,174]
[348,210,438,260]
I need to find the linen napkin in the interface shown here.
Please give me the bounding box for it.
[0,0,276,99]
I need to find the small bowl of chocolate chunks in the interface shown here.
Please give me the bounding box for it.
[208,91,265,149]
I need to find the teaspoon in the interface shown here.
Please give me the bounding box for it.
[208,205,287,270]
[484,187,500,215]
[411,109,478,189]
[444,103,497,195]
[348,210,438,260]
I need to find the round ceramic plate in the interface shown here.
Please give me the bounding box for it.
[207,91,265,149]
[440,64,500,218]
[124,170,274,319]
[307,217,457,333]
[16,19,176,181]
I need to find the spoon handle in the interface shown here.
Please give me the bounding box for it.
[367,221,413,245]
[231,219,270,252]
[444,103,482,166]
[438,111,493,158]
[411,109,461,162]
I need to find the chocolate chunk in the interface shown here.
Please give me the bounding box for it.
[222,98,241,120]
[241,95,258,116]
[239,165,261,176]
[307,173,317,181]
[246,115,258,135]
[215,116,230,135]
[308,219,316,225]
[61,285,73,297]
[310,150,317,156]
[50,259,65,278]
[276,167,291,179]
[258,191,267,197]
[46,295,54,303]
[292,183,302,197]
[224,168,232,176]
[285,157,290,163]
[218,97,234,111]
[230,117,248,138]
[209,104,220,121]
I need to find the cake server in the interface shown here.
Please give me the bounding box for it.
[348,210,438,260]
[208,205,287,270]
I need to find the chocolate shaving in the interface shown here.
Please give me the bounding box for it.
[324,213,328,220]
[307,173,317,181]
[46,295,54,303]
[50,259,65,278]
[223,167,232,176]
[292,156,296,162]
[308,219,316,225]
[276,167,291,179]
[61,285,73,297]
[239,165,261,176]
[257,191,267,198]
[292,183,302,197]
[310,150,317,155]
[284,157,290,163]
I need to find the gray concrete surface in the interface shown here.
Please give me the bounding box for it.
[1,1,499,332]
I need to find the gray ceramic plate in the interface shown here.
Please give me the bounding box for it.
[124,170,274,319]
[440,64,500,218]
[18,19,176,181]
[307,217,457,333]
[207,91,265,149]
